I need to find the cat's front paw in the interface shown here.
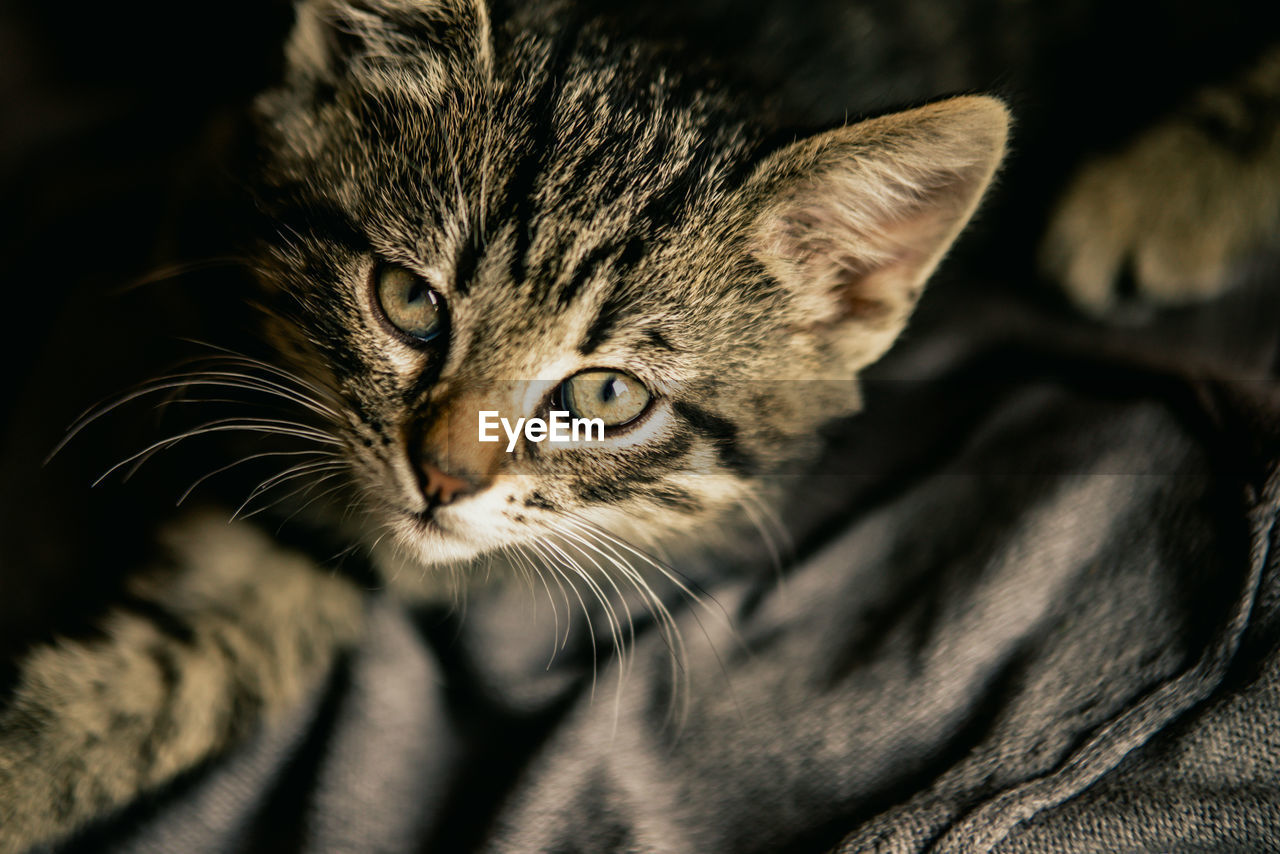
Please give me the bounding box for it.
[1039,114,1280,316]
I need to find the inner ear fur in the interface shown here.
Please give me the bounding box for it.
[749,95,1010,372]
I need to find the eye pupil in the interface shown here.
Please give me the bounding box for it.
[600,377,622,403]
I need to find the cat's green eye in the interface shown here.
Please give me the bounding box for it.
[560,370,651,428]
[375,264,445,343]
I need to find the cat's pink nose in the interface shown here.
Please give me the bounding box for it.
[409,389,505,507]
[419,462,473,506]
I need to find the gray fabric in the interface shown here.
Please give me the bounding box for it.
[64,278,1280,854]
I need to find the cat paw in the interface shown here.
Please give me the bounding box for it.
[1039,117,1280,316]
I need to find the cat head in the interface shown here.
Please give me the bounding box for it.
[249,0,1007,591]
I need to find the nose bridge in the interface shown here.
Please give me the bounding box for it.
[420,382,524,480]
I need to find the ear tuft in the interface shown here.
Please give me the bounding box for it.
[751,96,1010,371]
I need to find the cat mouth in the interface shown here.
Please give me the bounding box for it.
[406,506,455,537]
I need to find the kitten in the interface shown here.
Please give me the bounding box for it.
[2,0,1276,850]
[0,0,1005,847]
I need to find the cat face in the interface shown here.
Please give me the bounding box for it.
[250,0,1007,589]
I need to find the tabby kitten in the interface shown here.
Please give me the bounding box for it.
[0,0,1006,847]
[8,0,1275,850]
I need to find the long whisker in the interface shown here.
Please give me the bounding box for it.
[511,542,568,668]
[242,470,347,525]
[562,514,733,630]
[166,370,343,420]
[528,538,600,697]
[177,341,341,404]
[497,544,539,614]
[274,474,354,530]
[120,419,337,485]
[543,533,629,712]
[551,530,637,680]
[529,541,576,654]
[553,520,690,725]
[51,371,339,464]
[233,459,347,520]
[137,371,342,423]
[180,353,344,411]
[561,515,755,729]
[94,418,340,487]
[543,535,628,656]
[503,543,549,622]
[736,490,792,580]
[178,448,335,505]
[547,529,644,731]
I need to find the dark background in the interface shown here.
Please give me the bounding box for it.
[0,0,297,671]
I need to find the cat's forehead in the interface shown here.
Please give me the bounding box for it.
[260,22,766,339]
[261,17,756,269]
[251,8,793,399]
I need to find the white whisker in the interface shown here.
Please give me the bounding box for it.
[233,460,347,520]
[544,533,630,715]
[273,473,353,529]
[178,448,335,505]
[93,417,340,487]
[528,538,600,697]
[548,529,646,733]
[512,542,568,668]
[554,519,691,725]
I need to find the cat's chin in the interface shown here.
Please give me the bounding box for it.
[356,509,494,597]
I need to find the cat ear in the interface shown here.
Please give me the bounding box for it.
[284,0,488,84]
[747,96,1009,372]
